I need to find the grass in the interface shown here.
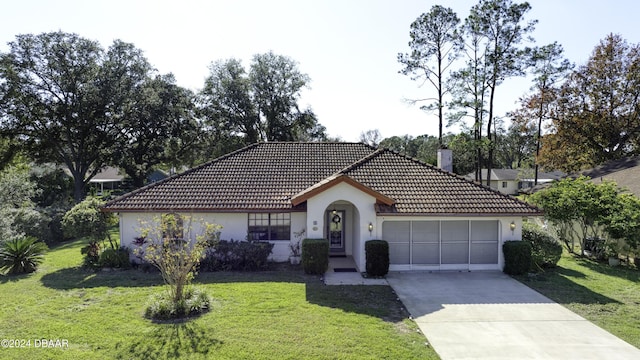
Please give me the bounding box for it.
[0,237,437,360]
[515,253,640,348]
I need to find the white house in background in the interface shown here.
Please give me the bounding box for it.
[103,143,541,272]
[465,169,565,195]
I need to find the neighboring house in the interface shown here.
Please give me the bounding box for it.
[465,169,564,195]
[89,166,125,194]
[575,156,640,197]
[103,143,541,271]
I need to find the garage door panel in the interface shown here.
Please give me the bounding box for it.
[470,241,498,264]
[383,221,411,264]
[389,243,410,264]
[412,221,439,242]
[441,221,469,241]
[471,221,498,241]
[412,243,439,264]
[442,242,469,264]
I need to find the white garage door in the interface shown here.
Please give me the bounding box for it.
[382,220,499,269]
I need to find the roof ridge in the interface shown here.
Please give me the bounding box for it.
[103,143,259,209]
[337,148,385,174]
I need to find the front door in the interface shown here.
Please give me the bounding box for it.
[327,210,345,254]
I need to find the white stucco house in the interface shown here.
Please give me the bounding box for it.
[465,169,564,195]
[103,142,541,272]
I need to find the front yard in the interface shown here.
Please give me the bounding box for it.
[516,253,640,348]
[0,238,437,360]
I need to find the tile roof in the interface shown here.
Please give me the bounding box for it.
[103,142,541,215]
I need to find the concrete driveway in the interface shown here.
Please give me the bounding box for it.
[387,271,640,360]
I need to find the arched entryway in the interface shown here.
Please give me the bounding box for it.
[324,200,360,257]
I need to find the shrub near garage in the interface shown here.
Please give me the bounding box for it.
[365,240,389,277]
[522,222,562,270]
[503,240,532,275]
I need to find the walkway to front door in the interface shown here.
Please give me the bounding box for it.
[323,256,387,285]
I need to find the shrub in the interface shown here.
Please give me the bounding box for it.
[522,222,562,270]
[0,236,48,275]
[62,196,116,245]
[503,241,532,275]
[81,241,102,269]
[144,287,211,320]
[365,240,389,277]
[200,240,274,271]
[99,247,131,269]
[301,238,329,275]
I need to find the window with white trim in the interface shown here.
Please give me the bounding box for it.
[248,213,290,241]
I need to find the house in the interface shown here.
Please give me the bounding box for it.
[103,142,541,271]
[465,169,564,195]
[576,156,640,197]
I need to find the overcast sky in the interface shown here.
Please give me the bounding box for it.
[1,0,638,141]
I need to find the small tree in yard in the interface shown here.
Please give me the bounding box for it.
[135,214,221,319]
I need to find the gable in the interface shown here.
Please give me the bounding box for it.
[291,174,395,206]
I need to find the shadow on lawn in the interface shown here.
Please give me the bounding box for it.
[573,256,640,282]
[40,267,164,289]
[305,282,408,323]
[115,322,223,360]
[518,266,621,306]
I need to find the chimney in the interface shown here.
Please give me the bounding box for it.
[437,149,453,172]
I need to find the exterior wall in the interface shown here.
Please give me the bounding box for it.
[376,215,523,271]
[305,182,378,271]
[118,211,304,263]
[489,180,519,195]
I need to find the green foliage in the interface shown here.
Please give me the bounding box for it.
[398,5,461,147]
[99,247,131,269]
[62,196,116,243]
[135,215,221,304]
[522,222,562,270]
[529,177,620,254]
[199,52,327,160]
[301,238,329,275]
[503,240,532,275]
[365,240,389,277]
[603,193,640,251]
[539,34,640,172]
[80,241,102,269]
[144,287,211,320]
[0,236,48,275]
[200,240,274,271]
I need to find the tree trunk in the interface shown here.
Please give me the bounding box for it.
[73,174,86,203]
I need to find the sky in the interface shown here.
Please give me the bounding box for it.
[1,0,639,142]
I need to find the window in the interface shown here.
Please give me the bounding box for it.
[248,213,290,241]
[501,181,508,188]
[162,213,184,241]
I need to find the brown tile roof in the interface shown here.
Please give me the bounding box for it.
[103,142,541,215]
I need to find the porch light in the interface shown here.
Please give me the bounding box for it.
[510,221,516,233]
[368,222,373,234]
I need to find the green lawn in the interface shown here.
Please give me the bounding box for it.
[516,253,640,348]
[0,238,437,360]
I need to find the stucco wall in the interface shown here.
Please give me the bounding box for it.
[305,181,378,271]
[119,211,305,263]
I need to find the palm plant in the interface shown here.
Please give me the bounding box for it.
[0,237,48,275]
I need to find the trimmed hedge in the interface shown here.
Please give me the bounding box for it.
[301,238,329,275]
[365,240,389,277]
[201,240,274,271]
[522,222,562,270]
[503,241,532,275]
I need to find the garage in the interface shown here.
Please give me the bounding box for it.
[382,220,500,270]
